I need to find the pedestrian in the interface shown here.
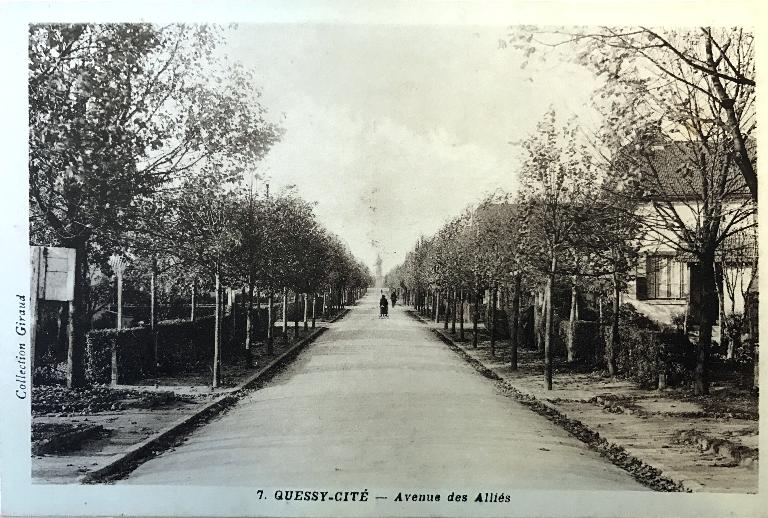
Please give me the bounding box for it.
[391,290,398,307]
[379,292,389,318]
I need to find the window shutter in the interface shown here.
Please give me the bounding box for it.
[646,256,657,299]
[636,255,648,300]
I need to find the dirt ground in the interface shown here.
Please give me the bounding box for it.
[31,326,321,483]
[431,326,758,493]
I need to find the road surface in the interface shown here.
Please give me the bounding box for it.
[124,291,644,490]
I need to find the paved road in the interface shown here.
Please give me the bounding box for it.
[124,291,644,490]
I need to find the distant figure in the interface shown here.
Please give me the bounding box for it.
[379,293,389,318]
[391,291,398,307]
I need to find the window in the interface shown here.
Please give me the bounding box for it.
[646,255,689,299]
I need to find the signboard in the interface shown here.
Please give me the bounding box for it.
[31,246,76,302]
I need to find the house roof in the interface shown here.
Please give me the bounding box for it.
[626,141,753,200]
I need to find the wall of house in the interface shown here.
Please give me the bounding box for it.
[629,199,755,325]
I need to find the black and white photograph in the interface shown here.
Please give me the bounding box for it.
[0,1,765,516]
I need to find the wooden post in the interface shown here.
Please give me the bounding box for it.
[657,332,667,390]
[303,293,309,331]
[111,270,123,387]
[116,274,123,330]
[190,280,196,321]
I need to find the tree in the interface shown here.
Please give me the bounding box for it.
[29,23,281,387]
[518,109,600,390]
[509,26,756,200]
[511,26,756,395]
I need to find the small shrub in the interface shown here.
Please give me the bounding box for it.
[33,359,67,386]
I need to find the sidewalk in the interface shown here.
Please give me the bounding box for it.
[411,311,758,493]
[32,311,348,484]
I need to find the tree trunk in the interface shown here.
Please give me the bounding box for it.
[472,289,479,348]
[65,237,90,388]
[695,252,718,396]
[510,274,521,371]
[435,290,440,323]
[532,290,540,353]
[534,289,545,353]
[544,257,555,390]
[443,289,449,330]
[255,288,261,338]
[213,266,221,388]
[459,288,465,340]
[322,290,327,318]
[294,291,300,339]
[608,273,620,377]
[267,292,274,355]
[312,292,317,329]
[681,266,690,334]
[451,288,457,334]
[150,258,158,381]
[490,286,497,357]
[567,283,577,363]
[597,294,604,366]
[282,287,288,338]
[245,279,254,368]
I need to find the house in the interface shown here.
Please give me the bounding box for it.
[623,142,757,327]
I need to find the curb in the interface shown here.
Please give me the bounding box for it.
[80,313,348,484]
[417,314,688,492]
[328,308,350,323]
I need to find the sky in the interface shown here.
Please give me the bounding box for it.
[222,24,600,274]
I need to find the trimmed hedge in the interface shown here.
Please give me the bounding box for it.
[86,327,152,385]
[611,326,695,387]
[558,320,602,365]
[85,303,287,385]
[155,316,216,374]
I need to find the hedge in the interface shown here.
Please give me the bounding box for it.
[85,303,292,385]
[86,327,152,385]
[610,326,695,387]
[557,320,602,365]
